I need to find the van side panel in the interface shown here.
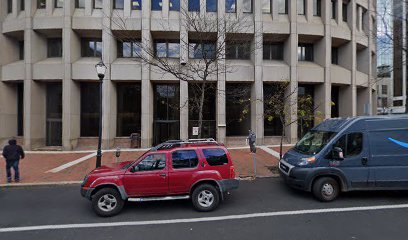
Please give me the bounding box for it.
[366,119,408,188]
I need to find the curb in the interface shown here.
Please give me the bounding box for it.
[0,181,82,188]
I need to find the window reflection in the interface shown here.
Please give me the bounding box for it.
[225,0,236,13]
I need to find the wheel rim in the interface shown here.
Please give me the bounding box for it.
[97,194,117,212]
[321,183,334,197]
[197,190,214,208]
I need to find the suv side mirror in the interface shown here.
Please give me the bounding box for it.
[129,165,139,173]
[332,147,344,160]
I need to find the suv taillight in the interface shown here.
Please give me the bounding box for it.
[229,166,236,179]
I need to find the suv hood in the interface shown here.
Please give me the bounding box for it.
[91,161,132,176]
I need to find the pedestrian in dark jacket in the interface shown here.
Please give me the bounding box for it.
[2,139,25,183]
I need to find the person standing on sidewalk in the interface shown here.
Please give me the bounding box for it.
[2,139,25,183]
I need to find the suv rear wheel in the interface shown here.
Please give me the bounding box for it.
[312,177,340,202]
[92,188,124,217]
[192,184,220,212]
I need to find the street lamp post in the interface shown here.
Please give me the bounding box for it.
[95,60,107,168]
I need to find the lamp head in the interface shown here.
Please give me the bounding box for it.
[95,60,107,79]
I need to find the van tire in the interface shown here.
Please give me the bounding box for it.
[92,188,124,217]
[192,184,220,212]
[312,177,339,202]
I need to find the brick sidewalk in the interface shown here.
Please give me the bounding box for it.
[0,147,281,185]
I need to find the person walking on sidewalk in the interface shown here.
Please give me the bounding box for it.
[2,139,25,183]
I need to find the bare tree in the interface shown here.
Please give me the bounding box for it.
[109,7,261,139]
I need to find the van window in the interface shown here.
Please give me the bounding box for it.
[333,133,363,158]
[172,150,199,169]
[202,148,228,166]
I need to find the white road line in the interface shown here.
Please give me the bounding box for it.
[46,153,97,173]
[1,204,408,233]
[259,146,281,159]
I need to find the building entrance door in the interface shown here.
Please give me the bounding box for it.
[153,121,180,146]
[46,83,62,146]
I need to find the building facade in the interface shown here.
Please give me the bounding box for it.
[0,0,377,150]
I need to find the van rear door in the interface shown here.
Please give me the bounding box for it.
[367,119,408,188]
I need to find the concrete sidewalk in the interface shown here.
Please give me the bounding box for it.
[0,146,292,186]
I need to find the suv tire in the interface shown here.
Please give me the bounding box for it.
[192,184,220,212]
[312,177,339,202]
[92,188,124,217]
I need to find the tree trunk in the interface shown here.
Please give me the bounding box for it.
[198,81,206,139]
[279,117,285,160]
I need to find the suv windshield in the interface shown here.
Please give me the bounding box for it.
[294,130,336,155]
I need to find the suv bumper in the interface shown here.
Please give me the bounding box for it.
[81,187,94,200]
[218,179,240,193]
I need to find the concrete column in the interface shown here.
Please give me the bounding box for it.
[216,0,226,144]
[179,0,189,141]
[252,0,264,145]
[62,0,81,150]
[141,0,153,147]
[124,0,131,17]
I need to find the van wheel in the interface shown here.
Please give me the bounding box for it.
[312,177,339,202]
[192,184,220,212]
[92,188,124,217]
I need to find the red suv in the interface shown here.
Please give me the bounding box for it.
[81,139,239,217]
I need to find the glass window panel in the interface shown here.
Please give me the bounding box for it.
[263,44,271,60]
[189,43,202,59]
[189,0,200,11]
[152,0,162,10]
[170,0,180,11]
[21,0,25,10]
[76,0,85,8]
[263,83,284,136]
[117,83,141,137]
[55,0,64,8]
[313,0,321,16]
[243,0,252,13]
[167,43,180,58]
[8,0,12,13]
[271,44,283,60]
[48,38,63,58]
[95,41,102,57]
[278,0,287,14]
[114,0,124,9]
[297,0,305,15]
[331,0,336,19]
[155,42,167,57]
[262,0,271,13]
[19,41,24,60]
[203,43,216,58]
[206,0,217,12]
[342,3,348,22]
[226,83,251,136]
[122,42,132,57]
[94,0,103,9]
[154,84,180,121]
[131,0,142,10]
[133,42,142,57]
[38,0,46,9]
[225,0,236,13]
[80,83,100,137]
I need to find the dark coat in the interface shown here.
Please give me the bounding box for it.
[2,139,25,161]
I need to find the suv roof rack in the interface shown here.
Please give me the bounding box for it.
[151,138,219,151]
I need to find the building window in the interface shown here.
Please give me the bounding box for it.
[189,42,216,59]
[262,0,271,13]
[264,83,284,136]
[278,0,288,14]
[38,0,46,9]
[226,83,251,136]
[331,0,336,19]
[189,0,200,11]
[225,0,236,13]
[152,0,162,10]
[243,0,252,13]
[118,41,141,58]
[226,42,251,60]
[154,40,180,58]
[131,0,142,10]
[76,0,85,8]
[117,83,141,137]
[19,41,24,60]
[342,2,348,22]
[21,0,25,11]
[17,83,24,136]
[331,47,338,64]
[114,0,124,9]
[94,0,103,9]
[382,85,388,95]
[297,0,305,15]
[206,0,217,12]
[298,44,314,61]
[80,83,100,137]
[313,0,321,16]
[298,85,315,138]
[7,0,12,13]
[81,39,102,57]
[48,38,63,58]
[55,0,64,8]
[170,0,180,11]
[263,43,284,60]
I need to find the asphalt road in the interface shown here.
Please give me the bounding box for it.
[1,178,408,240]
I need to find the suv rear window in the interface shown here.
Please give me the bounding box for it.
[202,148,228,166]
[172,150,199,169]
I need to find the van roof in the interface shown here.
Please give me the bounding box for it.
[313,115,408,132]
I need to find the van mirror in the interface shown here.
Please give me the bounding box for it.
[332,147,344,160]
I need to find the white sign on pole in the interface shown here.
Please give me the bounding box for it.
[192,127,199,136]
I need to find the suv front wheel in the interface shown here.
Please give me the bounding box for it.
[192,184,220,212]
[92,188,124,217]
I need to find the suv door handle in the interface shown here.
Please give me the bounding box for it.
[362,157,368,166]
[159,173,166,177]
